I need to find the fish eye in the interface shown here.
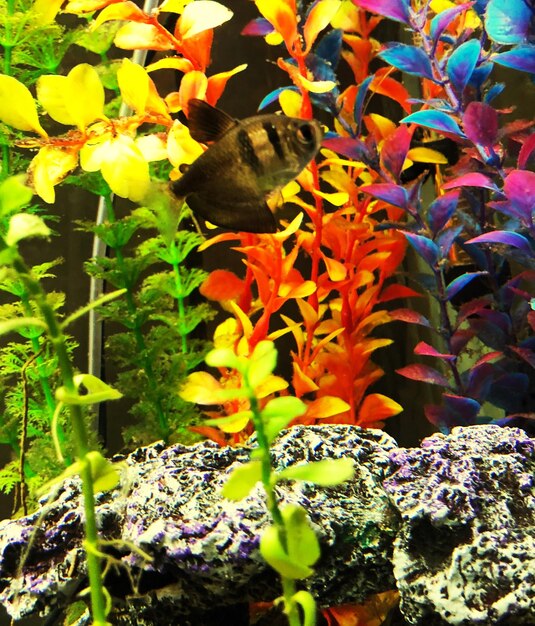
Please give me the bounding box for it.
[296,122,315,145]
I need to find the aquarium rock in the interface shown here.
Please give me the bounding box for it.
[384,424,535,625]
[0,424,533,625]
[0,425,398,624]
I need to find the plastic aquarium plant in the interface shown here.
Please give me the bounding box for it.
[183,339,355,626]
[351,0,535,430]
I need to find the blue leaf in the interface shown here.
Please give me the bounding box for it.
[401,110,466,137]
[493,45,535,74]
[354,75,374,131]
[485,0,534,44]
[315,29,343,68]
[437,225,463,257]
[361,184,409,210]
[466,230,534,256]
[428,190,460,234]
[446,272,487,300]
[446,39,481,93]
[468,63,493,88]
[402,232,441,267]
[322,136,371,161]
[378,44,436,81]
[484,82,506,103]
[258,86,299,110]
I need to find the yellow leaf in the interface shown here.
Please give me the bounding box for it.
[214,410,252,433]
[229,301,253,339]
[303,0,341,52]
[167,119,204,167]
[136,135,168,161]
[28,146,79,204]
[406,146,449,164]
[320,253,347,281]
[100,136,150,202]
[93,1,145,28]
[115,23,175,51]
[313,189,349,206]
[117,58,149,115]
[37,75,73,125]
[64,64,105,130]
[265,31,284,45]
[256,0,298,47]
[178,1,233,39]
[366,113,396,139]
[146,57,195,74]
[159,0,189,12]
[279,89,302,117]
[306,396,350,419]
[256,375,289,398]
[33,0,63,23]
[179,371,223,403]
[0,75,47,137]
[331,0,360,30]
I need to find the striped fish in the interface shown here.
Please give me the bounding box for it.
[170,99,323,233]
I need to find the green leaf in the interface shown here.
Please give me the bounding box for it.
[62,288,127,328]
[205,347,243,372]
[86,451,121,492]
[282,504,320,569]
[6,213,50,246]
[292,591,317,626]
[247,340,277,388]
[0,317,47,336]
[221,460,262,500]
[56,373,122,405]
[140,183,182,247]
[0,176,33,216]
[260,524,314,580]
[276,458,355,486]
[261,396,307,443]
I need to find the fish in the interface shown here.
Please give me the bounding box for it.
[170,99,323,233]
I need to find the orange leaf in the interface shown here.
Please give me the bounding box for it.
[200,270,245,302]
[206,64,248,106]
[358,393,402,425]
[179,29,214,72]
[292,363,319,396]
[179,71,208,114]
[255,0,299,50]
[306,396,350,419]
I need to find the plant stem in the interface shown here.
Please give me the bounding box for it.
[168,240,188,354]
[10,253,108,625]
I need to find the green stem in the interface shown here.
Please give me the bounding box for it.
[169,241,188,354]
[10,254,108,625]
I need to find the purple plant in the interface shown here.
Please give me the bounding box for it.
[356,0,535,431]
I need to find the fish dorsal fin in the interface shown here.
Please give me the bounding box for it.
[187,99,238,143]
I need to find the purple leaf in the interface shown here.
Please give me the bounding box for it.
[466,230,534,256]
[402,231,441,266]
[466,361,495,400]
[504,169,535,220]
[389,308,432,327]
[378,44,436,81]
[485,0,533,44]
[241,18,274,36]
[428,190,461,234]
[360,183,409,209]
[462,101,499,148]
[437,224,463,257]
[380,125,413,181]
[446,39,481,93]
[351,0,410,24]
[322,136,370,161]
[414,341,456,361]
[430,2,475,42]
[426,394,481,428]
[396,364,450,387]
[518,134,535,169]
[493,46,535,74]
[442,172,499,191]
[401,110,466,138]
[450,328,476,355]
[446,272,487,300]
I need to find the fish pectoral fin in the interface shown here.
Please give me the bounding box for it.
[185,193,277,233]
[187,99,238,143]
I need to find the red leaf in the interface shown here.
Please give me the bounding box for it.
[389,308,431,327]
[200,269,244,302]
[414,341,456,361]
[396,364,449,386]
[378,284,422,302]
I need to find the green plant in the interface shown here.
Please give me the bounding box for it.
[184,339,354,626]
